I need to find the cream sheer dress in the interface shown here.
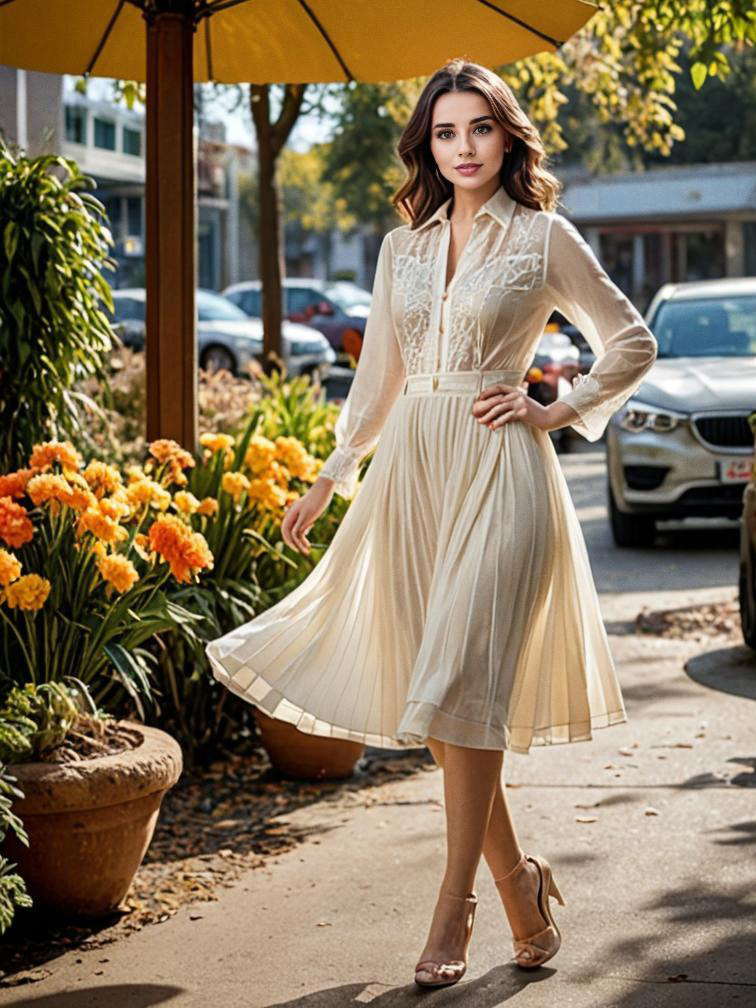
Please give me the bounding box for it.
[206,183,658,753]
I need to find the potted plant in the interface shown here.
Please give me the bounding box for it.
[0,682,182,919]
[0,437,215,916]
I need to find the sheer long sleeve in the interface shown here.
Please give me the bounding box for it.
[318,230,405,498]
[543,213,658,442]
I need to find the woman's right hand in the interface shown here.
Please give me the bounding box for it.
[281,476,336,556]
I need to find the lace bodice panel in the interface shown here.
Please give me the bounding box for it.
[391,203,548,375]
[319,184,657,497]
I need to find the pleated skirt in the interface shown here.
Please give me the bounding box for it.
[205,369,627,753]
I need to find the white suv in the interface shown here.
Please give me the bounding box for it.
[606,277,756,547]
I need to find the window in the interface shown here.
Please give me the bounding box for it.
[744,222,756,276]
[650,296,756,358]
[94,117,116,151]
[64,106,86,144]
[122,126,142,157]
[112,297,145,323]
[288,287,320,316]
[196,290,249,322]
[126,197,142,238]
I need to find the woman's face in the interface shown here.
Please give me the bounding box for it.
[429,89,508,193]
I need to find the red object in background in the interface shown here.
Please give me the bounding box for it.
[341,328,363,362]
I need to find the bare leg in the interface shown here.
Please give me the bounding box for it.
[425,736,549,941]
[415,739,501,980]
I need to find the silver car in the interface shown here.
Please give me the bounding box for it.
[110,288,335,379]
[606,277,756,547]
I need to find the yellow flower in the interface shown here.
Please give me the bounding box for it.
[126,478,171,512]
[148,514,213,584]
[83,460,123,499]
[2,573,51,611]
[91,540,107,559]
[248,477,288,512]
[196,497,218,517]
[221,471,251,501]
[0,549,22,586]
[244,435,277,476]
[200,433,235,454]
[77,507,128,544]
[173,490,200,515]
[274,436,319,481]
[26,473,73,508]
[29,440,82,473]
[97,554,139,594]
[99,496,130,522]
[148,439,195,471]
[0,496,34,549]
[133,532,151,561]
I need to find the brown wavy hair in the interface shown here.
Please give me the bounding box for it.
[392,59,563,229]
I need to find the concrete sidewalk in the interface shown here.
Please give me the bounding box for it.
[1,613,754,1007]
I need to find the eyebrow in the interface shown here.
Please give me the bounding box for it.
[432,115,495,128]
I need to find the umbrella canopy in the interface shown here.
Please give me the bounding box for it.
[0,1,595,82]
[0,1,598,448]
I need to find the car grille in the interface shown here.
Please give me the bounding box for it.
[692,414,754,450]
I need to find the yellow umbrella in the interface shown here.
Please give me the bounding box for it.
[0,0,598,445]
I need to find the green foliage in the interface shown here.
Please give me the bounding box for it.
[0,763,32,934]
[0,680,100,764]
[0,140,117,471]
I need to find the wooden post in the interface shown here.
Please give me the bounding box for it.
[144,3,197,450]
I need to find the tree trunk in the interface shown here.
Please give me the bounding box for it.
[249,84,307,378]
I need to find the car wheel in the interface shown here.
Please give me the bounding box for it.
[201,345,236,375]
[738,543,756,650]
[607,479,657,548]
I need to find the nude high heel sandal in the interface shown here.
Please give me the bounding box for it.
[494,853,566,969]
[414,891,478,987]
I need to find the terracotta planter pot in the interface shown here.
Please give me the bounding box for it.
[0,721,183,919]
[254,709,364,780]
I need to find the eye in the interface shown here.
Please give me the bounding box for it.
[436,129,453,140]
[474,124,492,134]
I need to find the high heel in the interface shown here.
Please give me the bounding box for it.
[494,853,566,969]
[414,890,478,987]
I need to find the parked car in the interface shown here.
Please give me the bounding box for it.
[109,288,335,379]
[223,278,372,363]
[738,413,756,649]
[606,277,756,547]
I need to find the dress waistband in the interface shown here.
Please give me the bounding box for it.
[402,369,526,395]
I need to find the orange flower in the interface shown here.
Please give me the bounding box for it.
[2,573,51,611]
[0,497,34,549]
[0,469,35,500]
[29,440,82,472]
[77,507,128,545]
[148,514,213,584]
[196,497,218,517]
[97,554,139,594]
[0,548,22,586]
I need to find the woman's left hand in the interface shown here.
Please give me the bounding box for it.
[471,383,549,432]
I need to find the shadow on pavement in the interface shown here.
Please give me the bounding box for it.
[685,645,756,701]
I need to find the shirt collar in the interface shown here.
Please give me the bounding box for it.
[414,183,516,232]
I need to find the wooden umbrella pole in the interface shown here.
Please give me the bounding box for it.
[144,1,198,450]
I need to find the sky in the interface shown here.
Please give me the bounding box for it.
[65,75,331,152]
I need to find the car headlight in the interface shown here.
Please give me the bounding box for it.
[618,399,688,433]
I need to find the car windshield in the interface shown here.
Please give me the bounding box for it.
[323,283,371,311]
[651,296,756,357]
[197,290,249,322]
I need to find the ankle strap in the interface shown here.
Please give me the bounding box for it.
[493,852,527,884]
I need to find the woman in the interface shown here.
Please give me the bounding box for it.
[207,59,657,987]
